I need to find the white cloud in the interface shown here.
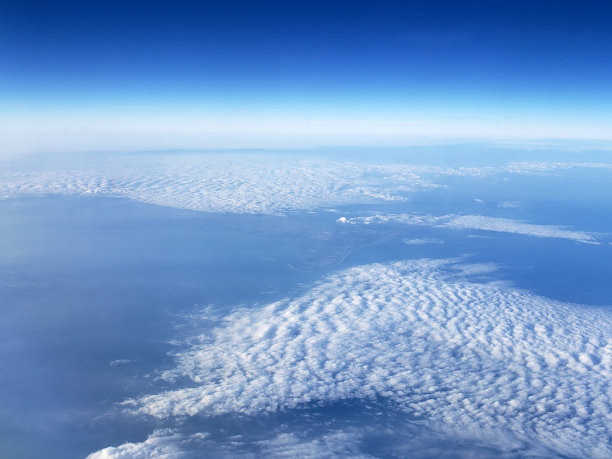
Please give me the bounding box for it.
[337,214,445,226]
[402,238,444,245]
[449,262,500,276]
[504,162,612,174]
[89,421,561,458]
[0,154,442,214]
[87,430,211,459]
[257,430,370,458]
[444,215,599,244]
[114,259,612,458]
[109,359,134,367]
[338,213,600,244]
[497,201,521,209]
[2,154,612,215]
[256,423,560,458]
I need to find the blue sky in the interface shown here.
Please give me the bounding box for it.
[2,0,612,153]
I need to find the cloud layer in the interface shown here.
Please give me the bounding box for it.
[445,215,600,244]
[108,260,612,458]
[3,153,611,215]
[338,213,600,244]
[89,430,210,459]
[0,154,442,214]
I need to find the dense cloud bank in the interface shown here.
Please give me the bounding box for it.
[2,154,611,214]
[94,260,612,458]
[0,155,438,214]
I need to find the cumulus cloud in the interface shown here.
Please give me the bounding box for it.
[87,430,211,459]
[338,213,600,244]
[112,260,612,458]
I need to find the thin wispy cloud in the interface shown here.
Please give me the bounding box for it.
[338,213,600,245]
[445,215,600,244]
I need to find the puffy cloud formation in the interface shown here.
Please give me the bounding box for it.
[0,154,442,214]
[3,153,611,215]
[88,430,210,459]
[114,260,612,458]
[338,213,600,244]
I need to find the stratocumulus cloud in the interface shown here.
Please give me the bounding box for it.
[88,427,376,458]
[88,430,211,459]
[110,260,612,458]
[337,213,600,244]
[0,155,441,214]
[87,422,561,458]
[3,154,611,215]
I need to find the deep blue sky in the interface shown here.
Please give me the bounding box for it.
[2,0,612,152]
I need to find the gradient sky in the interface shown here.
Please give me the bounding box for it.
[2,0,612,153]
